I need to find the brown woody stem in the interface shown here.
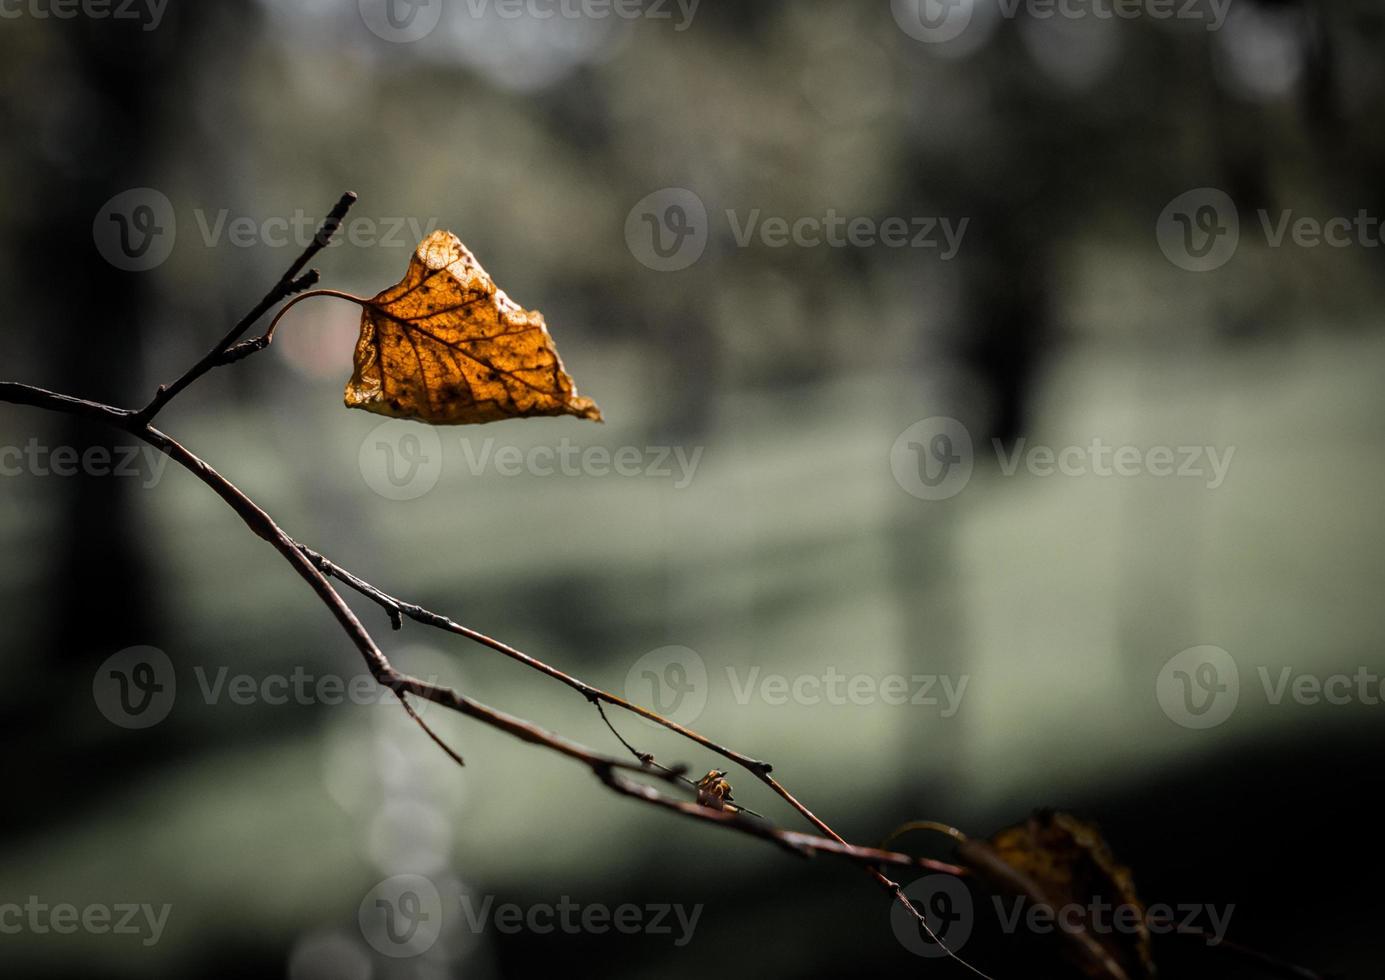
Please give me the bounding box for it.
[135,192,358,424]
[0,382,955,876]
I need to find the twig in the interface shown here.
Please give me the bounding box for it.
[302,543,969,876]
[397,692,466,768]
[593,698,687,781]
[0,192,988,975]
[134,191,357,424]
[1172,927,1331,980]
[0,378,946,874]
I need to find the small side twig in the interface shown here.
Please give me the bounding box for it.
[134,191,357,423]
[299,544,971,877]
[594,698,678,778]
[1172,927,1331,980]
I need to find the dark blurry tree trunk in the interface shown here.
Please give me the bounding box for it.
[2,7,213,837]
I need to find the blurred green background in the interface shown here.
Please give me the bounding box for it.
[2,1,1383,977]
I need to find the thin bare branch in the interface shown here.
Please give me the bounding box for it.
[300,546,771,773]
[301,543,970,877]
[135,191,357,423]
[0,378,961,880]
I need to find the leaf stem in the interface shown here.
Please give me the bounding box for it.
[259,288,370,344]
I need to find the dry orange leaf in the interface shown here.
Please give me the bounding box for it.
[958,810,1155,980]
[344,230,602,425]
